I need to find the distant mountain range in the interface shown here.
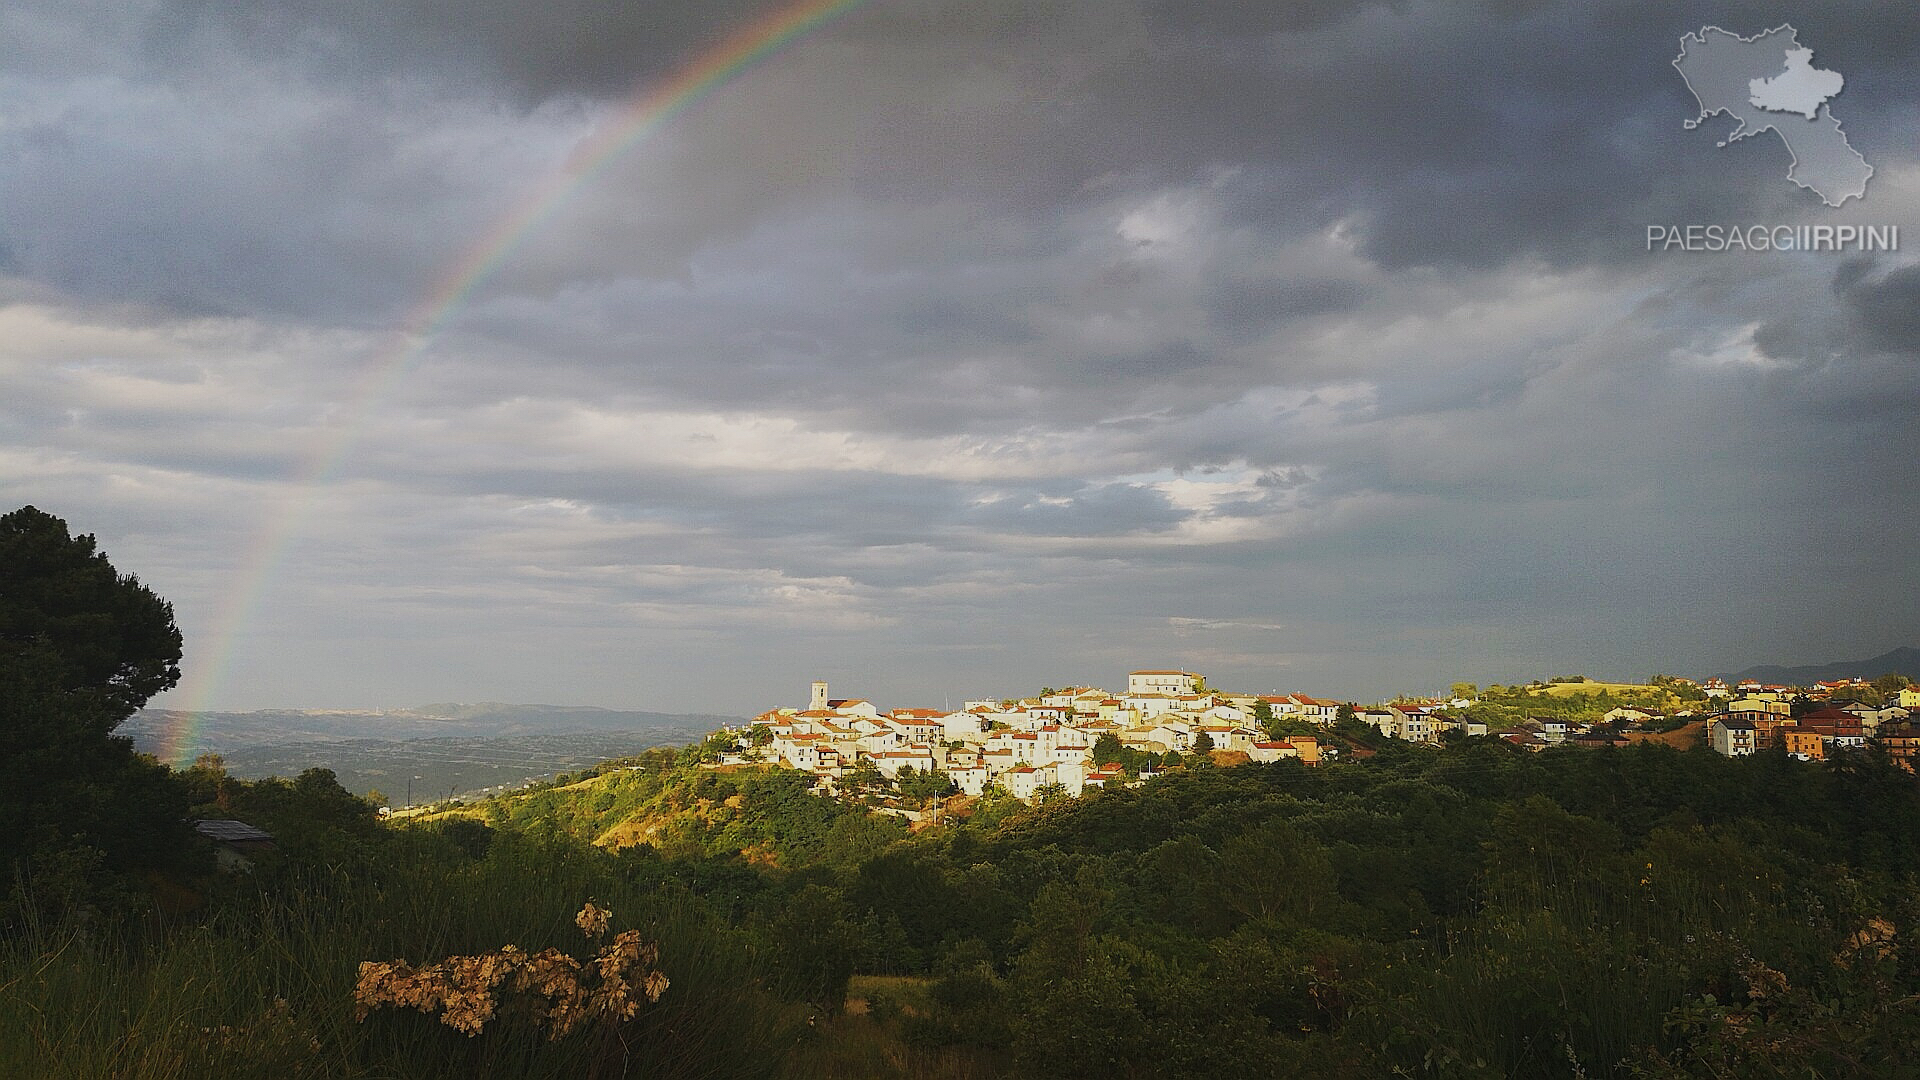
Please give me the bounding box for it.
[1720,646,1920,686]
[121,703,741,802]
[125,703,738,748]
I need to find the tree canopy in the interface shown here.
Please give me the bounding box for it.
[1,505,182,728]
[0,506,192,893]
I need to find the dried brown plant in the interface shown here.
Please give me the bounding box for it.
[355,903,669,1039]
[1836,915,1898,968]
[575,900,612,940]
[1741,960,1789,1000]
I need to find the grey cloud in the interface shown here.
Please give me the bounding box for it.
[0,73,573,322]
[1833,259,1920,353]
[149,0,790,99]
[1142,0,1395,36]
[16,0,1919,329]
[963,482,1187,537]
[6,0,1919,713]
[1168,617,1287,632]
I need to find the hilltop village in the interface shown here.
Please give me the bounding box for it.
[727,670,1920,803]
[745,671,1324,801]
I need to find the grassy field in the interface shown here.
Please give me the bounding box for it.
[1623,720,1706,750]
[778,976,1006,1080]
[1534,680,1657,697]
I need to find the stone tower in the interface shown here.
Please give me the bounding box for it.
[810,680,828,712]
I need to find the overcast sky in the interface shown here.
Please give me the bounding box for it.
[4,0,1916,716]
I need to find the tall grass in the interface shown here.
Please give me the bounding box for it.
[779,976,1009,1080]
[0,842,803,1079]
[0,907,343,1080]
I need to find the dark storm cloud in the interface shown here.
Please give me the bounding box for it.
[1833,259,1920,353]
[491,0,1902,274]
[1194,2,1916,270]
[14,0,1917,325]
[0,62,585,321]
[5,0,1919,710]
[1142,0,1394,36]
[1751,258,1920,367]
[150,0,792,99]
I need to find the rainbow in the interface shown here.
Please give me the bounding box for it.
[159,0,868,763]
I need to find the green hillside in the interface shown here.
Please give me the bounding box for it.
[16,737,1916,1078]
[1456,676,1708,729]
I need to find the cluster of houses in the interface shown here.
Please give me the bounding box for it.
[1343,702,1676,751]
[732,671,1920,801]
[745,671,1326,801]
[1352,704,1487,744]
[1706,681,1920,767]
[1344,675,1920,765]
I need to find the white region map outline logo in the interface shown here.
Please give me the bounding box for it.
[1673,23,1873,208]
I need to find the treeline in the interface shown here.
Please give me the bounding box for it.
[402,738,1920,1077]
[7,734,1920,1077]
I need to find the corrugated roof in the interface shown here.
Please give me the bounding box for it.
[193,819,274,843]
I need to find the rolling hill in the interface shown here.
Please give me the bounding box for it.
[1720,646,1920,686]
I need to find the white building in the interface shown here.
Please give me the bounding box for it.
[1708,715,1756,757]
[985,730,1043,764]
[1001,766,1043,801]
[870,749,938,778]
[949,764,988,797]
[1128,670,1202,696]
[1049,760,1086,796]
[1389,707,1432,744]
[944,711,989,743]
[1124,694,1182,720]
[779,733,829,771]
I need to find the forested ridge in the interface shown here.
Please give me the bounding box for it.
[9,736,1920,1078]
[469,738,1920,1078]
